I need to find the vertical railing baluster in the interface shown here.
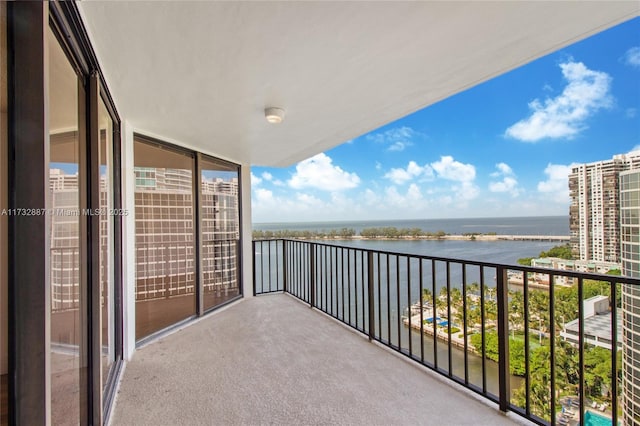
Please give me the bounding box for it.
[341,248,345,321]
[310,243,316,308]
[496,266,510,412]
[386,254,391,345]
[275,239,279,292]
[446,261,452,376]
[347,249,352,325]
[333,246,337,318]
[432,259,438,370]
[282,240,287,293]
[419,259,424,364]
[523,267,530,416]
[480,266,486,394]
[360,250,365,332]
[368,251,374,341]
[396,255,401,350]
[550,272,556,423]
[377,252,381,341]
[252,241,257,296]
[578,276,585,426]
[407,256,412,357]
[462,263,468,384]
[611,279,618,426]
[267,239,273,292]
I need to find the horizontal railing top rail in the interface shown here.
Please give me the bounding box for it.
[253,238,639,426]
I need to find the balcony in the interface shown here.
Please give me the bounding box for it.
[106,239,640,425]
[246,239,639,426]
[110,293,521,425]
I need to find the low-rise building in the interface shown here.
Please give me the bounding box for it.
[560,295,622,350]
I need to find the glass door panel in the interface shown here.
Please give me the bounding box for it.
[134,138,196,340]
[49,26,82,426]
[98,96,114,392]
[201,157,240,311]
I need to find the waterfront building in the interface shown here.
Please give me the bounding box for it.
[620,169,640,424]
[569,151,640,262]
[531,257,620,285]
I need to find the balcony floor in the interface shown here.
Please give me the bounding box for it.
[111,294,525,425]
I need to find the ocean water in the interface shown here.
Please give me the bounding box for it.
[253,216,569,265]
[254,215,569,236]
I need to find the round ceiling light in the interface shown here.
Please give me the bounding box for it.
[265,107,285,124]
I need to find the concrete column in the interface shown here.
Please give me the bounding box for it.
[120,120,137,360]
[241,164,253,299]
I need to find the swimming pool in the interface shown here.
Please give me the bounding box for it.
[584,410,619,426]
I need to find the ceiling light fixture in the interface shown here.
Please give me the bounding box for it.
[265,107,285,124]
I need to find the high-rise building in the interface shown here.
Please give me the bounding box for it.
[620,169,640,424]
[569,152,640,262]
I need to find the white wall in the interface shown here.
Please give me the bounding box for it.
[241,164,253,299]
[121,121,137,360]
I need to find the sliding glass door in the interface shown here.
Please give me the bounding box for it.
[48,24,84,425]
[134,138,197,340]
[134,138,242,341]
[200,156,241,311]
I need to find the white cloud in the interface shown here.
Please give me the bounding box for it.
[505,60,613,142]
[366,126,422,152]
[537,163,577,204]
[431,156,476,182]
[491,162,513,177]
[624,46,640,68]
[630,145,640,154]
[455,181,480,201]
[288,153,360,191]
[489,162,520,196]
[384,160,433,185]
[254,188,273,202]
[626,108,637,119]
[489,177,519,195]
[251,172,263,185]
[262,172,273,181]
[388,141,410,152]
[407,183,422,200]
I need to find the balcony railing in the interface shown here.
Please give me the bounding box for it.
[253,239,640,426]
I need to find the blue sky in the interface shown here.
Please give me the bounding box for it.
[251,17,640,224]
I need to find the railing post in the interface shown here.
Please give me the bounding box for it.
[282,240,288,293]
[310,243,316,308]
[367,251,375,341]
[252,241,256,296]
[496,266,510,412]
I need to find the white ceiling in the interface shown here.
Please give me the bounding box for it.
[78,1,639,167]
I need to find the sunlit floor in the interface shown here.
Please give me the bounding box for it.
[111,294,527,425]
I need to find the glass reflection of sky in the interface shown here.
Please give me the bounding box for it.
[50,162,78,175]
[202,170,237,182]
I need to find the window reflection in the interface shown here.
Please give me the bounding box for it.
[134,138,196,340]
[201,157,240,310]
[98,96,114,392]
[49,26,81,425]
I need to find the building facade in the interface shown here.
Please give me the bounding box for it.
[569,152,640,263]
[620,169,640,424]
[569,152,640,262]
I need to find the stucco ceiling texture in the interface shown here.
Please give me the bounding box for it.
[78,1,639,167]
